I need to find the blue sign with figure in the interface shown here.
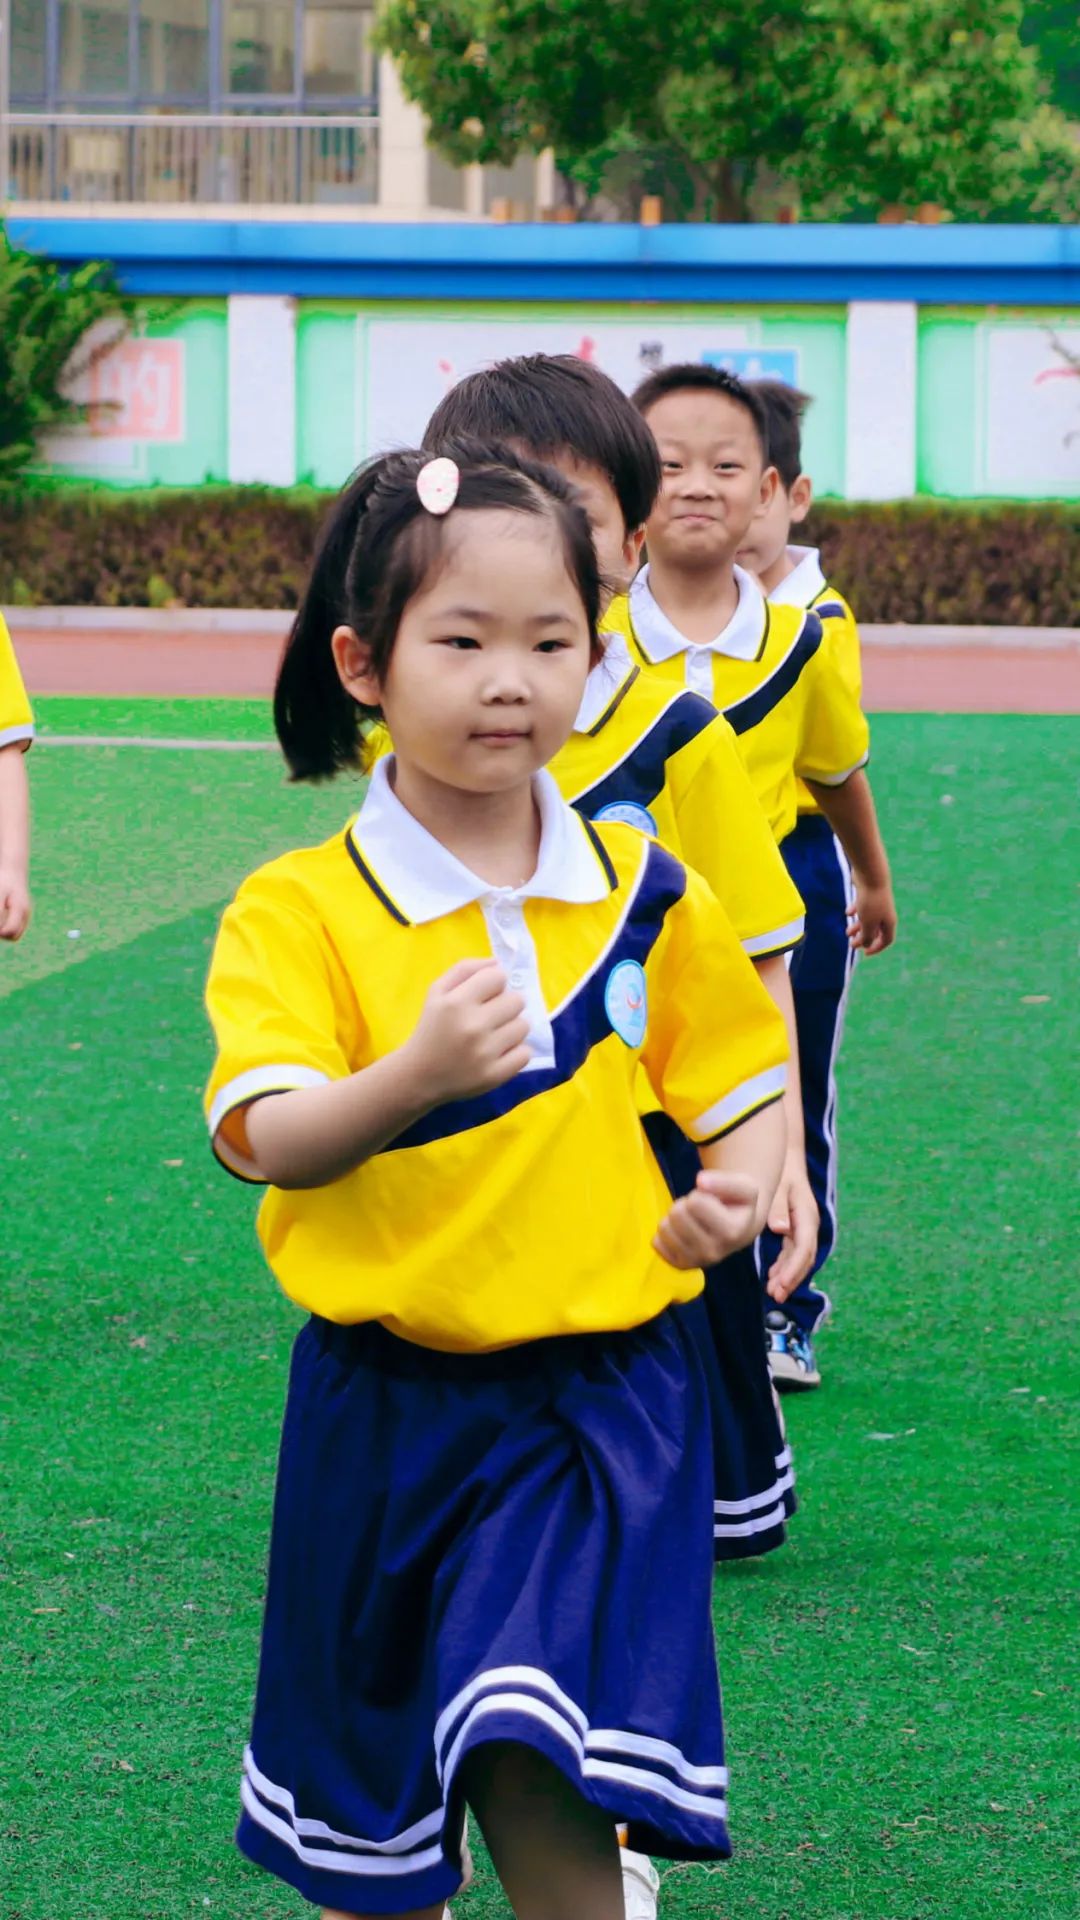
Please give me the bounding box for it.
[702,348,800,384]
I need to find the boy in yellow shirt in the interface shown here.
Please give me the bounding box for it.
[0,614,34,941]
[607,363,895,1389]
[737,379,896,1385]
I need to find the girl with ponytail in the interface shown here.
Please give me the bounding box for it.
[201,442,788,1920]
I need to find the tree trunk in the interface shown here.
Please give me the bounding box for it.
[713,158,752,221]
[688,157,751,221]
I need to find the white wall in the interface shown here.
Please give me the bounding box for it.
[227,295,297,486]
[845,302,918,500]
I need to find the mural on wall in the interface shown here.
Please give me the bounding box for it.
[982,325,1080,494]
[35,306,229,487]
[360,319,802,456]
[86,340,186,442]
[44,338,186,477]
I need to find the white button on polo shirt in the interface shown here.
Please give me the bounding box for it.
[480,888,554,1071]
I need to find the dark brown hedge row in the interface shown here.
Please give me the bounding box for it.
[805,500,1080,628]
[0,487,1077,623]
[0,486,325,611]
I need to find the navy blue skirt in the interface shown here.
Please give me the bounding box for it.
[644,1113,797,1560]
[237,1310,730,1914]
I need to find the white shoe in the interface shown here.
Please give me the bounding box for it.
[621,1845,660,1919]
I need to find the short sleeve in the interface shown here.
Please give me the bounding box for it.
[796,615,870,788]
[0,616,34,749]
[641,867,789,1144]
[204,868,353,1180]
[672,712,805,956]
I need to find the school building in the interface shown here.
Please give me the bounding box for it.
[3,0,551,217]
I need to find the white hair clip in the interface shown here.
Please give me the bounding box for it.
[416,456,460,516]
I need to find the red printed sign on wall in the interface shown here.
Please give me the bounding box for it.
[87,340,185,441]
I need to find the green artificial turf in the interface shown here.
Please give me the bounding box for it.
[2,703,356,998]
[35,697,277,745]
[2,708,1077,1918]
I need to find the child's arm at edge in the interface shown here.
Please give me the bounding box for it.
[804,767,898,956]
[654,1099,787,1272]
[0,744,31,942]
[754,952,820,1300]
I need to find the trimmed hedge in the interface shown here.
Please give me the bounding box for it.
[0,487,325,612]
[0,487,1078,624]
[805,499,1080,628]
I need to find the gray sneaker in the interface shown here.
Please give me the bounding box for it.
[766,1310,821,1390]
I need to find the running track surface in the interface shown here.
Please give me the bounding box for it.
[13,624,1080,713]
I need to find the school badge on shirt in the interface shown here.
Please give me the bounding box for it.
[592,800,659,836]
[605,959,648,1049]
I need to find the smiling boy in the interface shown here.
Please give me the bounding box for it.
[603,363,890,1388]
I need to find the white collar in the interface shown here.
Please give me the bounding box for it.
[766,545,827,610]
[574,629,638,734]
[628,562,766,662]
[351,757,614,924]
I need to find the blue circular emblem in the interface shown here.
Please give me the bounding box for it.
[592,801,659,836]
[605,959,648,1049]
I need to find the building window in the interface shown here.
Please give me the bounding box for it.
[224,1,295,95]
[303,1,375,101]
[138,1,211,101]
[59,0,131,99]
[11,0,48,102]
[11,3,380,112]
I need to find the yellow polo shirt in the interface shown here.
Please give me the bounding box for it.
[552,633,804,959]
[605,564,869,845]
[765,545,864,815]
[205,763,787,1353]
[0,616,34,750]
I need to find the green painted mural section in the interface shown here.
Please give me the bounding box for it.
[917,314,979,497]
[295,299,849,495]
[29,294,1080,501]
[142,301,228,489]
[918,307,1080,501]
[38,300,228,490]
[296,304,360,490]
[760,310,847,496]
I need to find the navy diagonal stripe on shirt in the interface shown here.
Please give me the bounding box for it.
[383,839,687,1152]
[569,692,716,820]
[723,612,824,737]
[812,599,846,621]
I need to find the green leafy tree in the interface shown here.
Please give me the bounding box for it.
[377,0,1080,220]
[1023,2,1080,119]
[0,224,135,479]
[789,1,1080,220]
[376,0,809,217]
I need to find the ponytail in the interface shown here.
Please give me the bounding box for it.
[274,467,380,782]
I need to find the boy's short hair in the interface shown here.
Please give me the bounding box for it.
[631,363,770,466]
[750,380,813,490]
[424,354,662,533]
